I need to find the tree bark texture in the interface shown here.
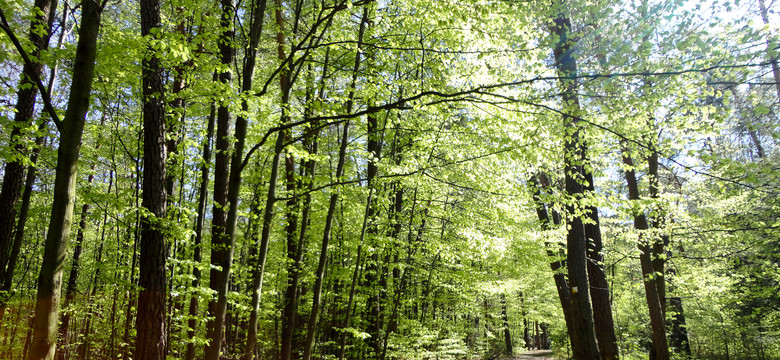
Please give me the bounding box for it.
[135,0,169,356]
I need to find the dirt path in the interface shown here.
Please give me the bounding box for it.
[499,349,555,360]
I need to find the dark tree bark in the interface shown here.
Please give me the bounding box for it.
[668,296,690,355]
[501,294,513,355]
[647,148,667,313]
[203,0,236,357]
[550,6,602,360]
[364,109,384,359]
[26,1,102,358]
[0,124,46,322]
[583,171,620,360]
[134,0,169,356]
[621,148,669,360]
[647,149,691,356]
[0,0,58,307]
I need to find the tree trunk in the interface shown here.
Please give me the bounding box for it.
[203,0,237,357]
[185,94,217,360]
[26,1,101,358]
[0,126,47,322]
[134,0,169,356]
[336,191,373,360]
[550,6,601,360]
[302,9,368,360]
[583,171,620,360]
[0,0,58,293]
[501,294,513,355]
[531,176,575,346]
[668,296,690,355]
[243,134,284,360]
[621,148,669,360]
[58,113,105,360]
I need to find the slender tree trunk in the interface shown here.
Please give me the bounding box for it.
[621,148,669,360]
[185,95,217,360]
[134,0,169,356]
[0,0,58,292]
[647,149,667,314]
[336,189,373,360]
[550,6,601,360]
[203,0,237,357]
[280,68,320,360]
[501,294,513,355]
[243,134,283,360]
[301,9,368,360]
[583,171,620,360]
[124,132,143,360]
[531,176,575,344]
[26,1,101,358]
[58,114,105,360]
[0,126,47,322]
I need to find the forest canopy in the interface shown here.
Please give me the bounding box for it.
[0,0,778,359]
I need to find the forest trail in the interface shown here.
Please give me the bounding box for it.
[499,349,555,360]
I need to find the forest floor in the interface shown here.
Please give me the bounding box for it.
[499,349,555,359]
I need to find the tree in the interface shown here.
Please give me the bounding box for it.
[134,0,169,355]
[11,0,103,358]
[550,3,602,359]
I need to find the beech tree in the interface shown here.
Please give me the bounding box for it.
[0,0,777,359]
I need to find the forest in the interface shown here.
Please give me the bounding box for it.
[0,0,778,358]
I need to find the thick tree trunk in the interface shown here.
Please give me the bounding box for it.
[134,0,169,356]
[26,1,101,358]
[550,7,602,360]
[621,149,669,360]
[0,0,58,305]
